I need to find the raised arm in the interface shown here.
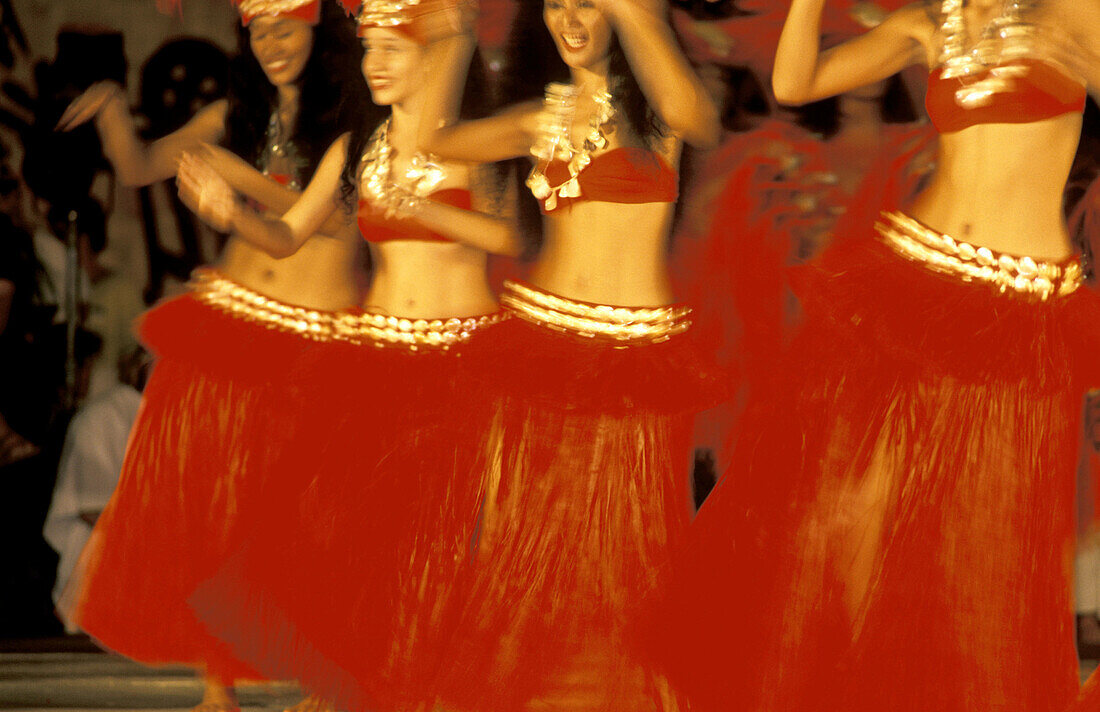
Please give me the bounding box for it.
[195,143,300,211]
[1055,0,1100,99]
[772,1,929,105]
[194,143,350,236]
[58,81,226,186]
[598,0,719,146]
[402,177,520,255]
[178,134,351,259]
[417,32,539,163]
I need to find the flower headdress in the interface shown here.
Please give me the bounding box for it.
[156,0,321,25]
[338,0,424,39]
[235,0,322,25]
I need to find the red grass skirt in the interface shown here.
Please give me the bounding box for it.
[651,212,1100,712]
[671,126,938,469]
[187,309,506,711]
[66,270,354,682]
[429,281,724,712]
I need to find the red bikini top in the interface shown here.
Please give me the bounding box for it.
[926,58,1086,134]
[357,188,472,244]
[539,147,678,213]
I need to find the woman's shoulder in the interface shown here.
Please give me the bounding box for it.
[1027,0,1100,87]
[193,98,230,126]
[1044,0,1100,39]
[1044,0,1100,19]
[886,3,940,44]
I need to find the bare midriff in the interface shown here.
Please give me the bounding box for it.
[365,240,498,319]
[907,111,1082,261]
[531,199,676,308]
[218,231,362,311]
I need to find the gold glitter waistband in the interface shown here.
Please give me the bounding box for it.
[190,269,351,342]
[191,269,505,350]
[337,309,507,350]
[501,280,691,345]
[874,211,1083,301]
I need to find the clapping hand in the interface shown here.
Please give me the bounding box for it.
[177,151,239,233]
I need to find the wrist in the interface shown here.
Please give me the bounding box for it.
[395,190,427,219]
[103,81,126,104]
[227,196,246,233]
[97,86,129,121]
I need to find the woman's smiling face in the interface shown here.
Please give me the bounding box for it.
[362,27,425,107]
[248,15,314,88]
[543,0,613,72]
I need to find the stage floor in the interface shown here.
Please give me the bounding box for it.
[0,643,301,711]
[1,641,1097,711]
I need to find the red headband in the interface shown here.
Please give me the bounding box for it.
[236,0,322,26]
[155,0,321,25]
[341,0,440,43]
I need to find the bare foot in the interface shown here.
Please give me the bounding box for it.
[285,693,337,712]
[193,677,240,712]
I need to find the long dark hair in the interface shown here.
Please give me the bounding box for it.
[501,0,664,145]
[501,0,671,258]
[225,2,368,185]
[793,73,918,139]
[338,39,496,210]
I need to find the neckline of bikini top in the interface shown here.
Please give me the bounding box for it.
[357,188,472,244]
[259,109,304,190]
[543,145,670,166]
[360,117,449,219]
[935,0,1032,78]
[929,0,1092,109]
[358,187,471,211]
[526,82,616,211]
[536,147,679,213]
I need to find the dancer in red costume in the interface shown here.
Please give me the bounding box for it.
[786,2,932,257]
[414,0,720,709]
[176,2,515,711]
[56,3,369,711]
[651,1,1100,711]
[672,0,930,477]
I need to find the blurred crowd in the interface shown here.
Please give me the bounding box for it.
[0,0,231,637]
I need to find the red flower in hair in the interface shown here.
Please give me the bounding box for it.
[337,0,362,16]
[233,0,322,25]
